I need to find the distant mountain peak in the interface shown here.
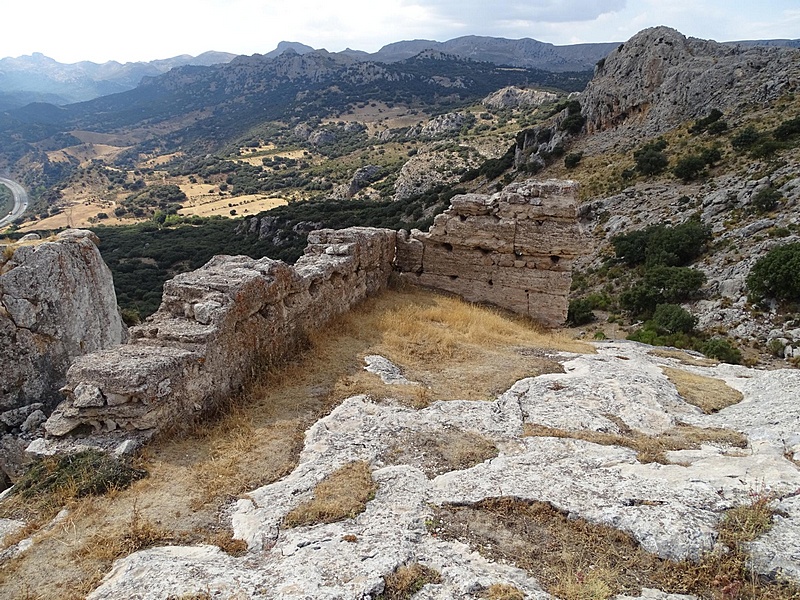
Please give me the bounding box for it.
[265,42,316,59]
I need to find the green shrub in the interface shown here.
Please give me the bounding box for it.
[773,116,800,142]
[747,242,800,303]
[564,152,583,169]
[751,187,782,213]
[644,266,707,301]
[634,139,669,176]
[567,298,596,326]
[650,304,697,334]
[560,113,586,134]
[613,220,711,268]
[689,109,724,134]
[700,338,742,364]
[673,155,706,182]
[706,120,729,135]
[621,267,705,318]
[731,127,760,150]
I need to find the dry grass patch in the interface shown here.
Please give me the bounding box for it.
[662,367,744,413]
[382,428,499,477]
[0,450,146,526]
[649,348,718,367]
[283,461,376,528]
[75,505,172,565]
[524,421,747,464]
[480,583,525,599]
[376,563,442,600]
[429,496,800,600]
[357,285,591,404]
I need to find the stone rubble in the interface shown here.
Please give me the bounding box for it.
[86,341,800,599]
[363,355,419,386]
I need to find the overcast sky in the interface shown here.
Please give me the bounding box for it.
[2,0,798,64]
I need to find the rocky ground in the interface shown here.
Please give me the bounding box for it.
[63,339,800,599]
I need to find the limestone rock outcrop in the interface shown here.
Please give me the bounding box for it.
[396,179,584,326]
[0,230,126,482]
[581,26,800,137]
[43,228,396,442]
[84,341,800,599]
[483,86,558,110]
[0,230,126,414]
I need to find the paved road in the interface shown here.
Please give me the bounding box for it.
[0,177,29,229]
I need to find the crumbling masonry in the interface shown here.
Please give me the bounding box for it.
[40,179,582,447]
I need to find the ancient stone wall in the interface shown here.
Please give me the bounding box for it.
[395,179,583,327]
[41,180,582,447]
[44,227,396,443]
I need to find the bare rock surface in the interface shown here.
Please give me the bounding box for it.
[363,355,418,385]
[483,86,558,109]
[0,230,126,414]
[87,341,800,599]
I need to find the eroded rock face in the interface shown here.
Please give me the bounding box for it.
[43,227,397,442]
[85,342,800,599]
[483,86,558,110]
[581,26,800,137]
[0,231,125,451]
[396,179,584,326]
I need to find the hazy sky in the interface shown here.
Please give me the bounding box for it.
[2,0,798,64]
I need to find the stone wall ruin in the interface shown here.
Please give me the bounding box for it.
[39,179,582,448]
[395,179,582,327]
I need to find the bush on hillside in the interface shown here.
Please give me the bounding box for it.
[689,109,725,134]
[620,267,706,318]
[633,139,668,176]
[650,303,697,334]
[564,152,583,169]
[746,242,800,303]
[700,338,742,364]
[612,220,711,268]
[751,187,782,214]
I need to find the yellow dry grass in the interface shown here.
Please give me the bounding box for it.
[177,194,287,218]
[662,367,744,413]
[524,421,747,465]
[376,563,442,600]
[283,461,377,528]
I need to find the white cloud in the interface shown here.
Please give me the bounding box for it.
[0,0,797,63]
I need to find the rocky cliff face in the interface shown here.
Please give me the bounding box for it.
[581,26,800,137]
[0,230,126,480]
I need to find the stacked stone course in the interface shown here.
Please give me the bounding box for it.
[395,179,582,327]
